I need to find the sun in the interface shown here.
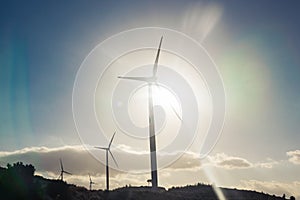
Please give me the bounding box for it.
[127,84,182,129]
[152,84,182,118]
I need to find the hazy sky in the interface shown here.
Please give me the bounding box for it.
[1,0,300,198]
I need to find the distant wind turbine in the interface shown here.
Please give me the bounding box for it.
[58,158,71,181]
[147,179,152,186]
[95,132,118,191]
[118,36,180,189]
[89,174,96,191]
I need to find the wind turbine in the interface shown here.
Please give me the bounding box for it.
[117,36,164,189]
[89,174,96,190]
[95,132,118,191]
[58,158,72,181]
[147,179,152,186]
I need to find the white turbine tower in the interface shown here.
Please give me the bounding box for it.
[95,132,118,191]
[118,37,164,189]
[58,158,71,181]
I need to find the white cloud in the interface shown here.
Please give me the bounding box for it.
[255,158,279,169]
[287,150,300,165]
[165,151,201,170]
[240,180,300,199]
[206,153,279,169]
[207,153,252,169]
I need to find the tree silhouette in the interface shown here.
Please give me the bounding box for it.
[0,162,40,199]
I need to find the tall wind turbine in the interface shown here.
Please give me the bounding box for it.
[89,174,96,191]
[118,37,163,189]
[95,132,118,191]
[58,158,72,181]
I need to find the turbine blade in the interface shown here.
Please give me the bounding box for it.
[89,174,91,181]
[64,171,72,175]
[94,146,107,150]
[170,103,182,121]
[108,131,116,148]
[153,36,163,77]
[60,158,63,171]
[155,83,182,121]
[109,150,119,168]
[118,76,150,82]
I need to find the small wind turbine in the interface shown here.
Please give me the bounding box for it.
[147,179,152,186]
[89,174,96,191]
[118,36,164,189]
[95,132,118,191]
[58,158,71,181]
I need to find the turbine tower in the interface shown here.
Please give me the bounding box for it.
[95,132,118,191]
[58,158,72,181]
[118,37,163,189]
[89,174,96,190]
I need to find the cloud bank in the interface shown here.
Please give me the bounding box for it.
[0,145,204,189]
[0,145,285,190]
[0,145,204,174]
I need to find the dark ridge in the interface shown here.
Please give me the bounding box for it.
[0,162,296,200]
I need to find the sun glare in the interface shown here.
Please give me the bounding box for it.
[153,84,182,114]
[128,84,182,129]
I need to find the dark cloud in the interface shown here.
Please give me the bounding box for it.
[0,145,204,188]
[0,146,118,176]
[0,145,202,177]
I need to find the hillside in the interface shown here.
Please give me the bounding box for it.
[0,162,296,200]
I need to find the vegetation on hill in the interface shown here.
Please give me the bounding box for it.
[0,162,296,200]
[0,162,72,199]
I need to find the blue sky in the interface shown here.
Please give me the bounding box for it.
[1,0,300,197]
